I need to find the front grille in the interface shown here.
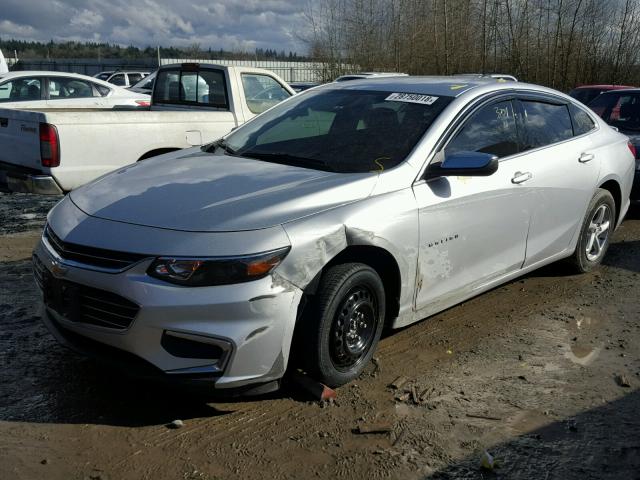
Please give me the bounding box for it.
[44,225,149,271]
[33,254,140,330]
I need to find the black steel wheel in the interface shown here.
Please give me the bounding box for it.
[299,263,385,387]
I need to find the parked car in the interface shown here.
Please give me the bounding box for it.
[0,71,149,109]
[289,81,319,93]
[128,71,156,95]
[0,63,294,194]
[568,84,634,105]
[94,70,151,87]
[33,76,634,394]
[335,72,408,82]
[588,89,640,198]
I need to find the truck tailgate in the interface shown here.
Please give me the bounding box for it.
[0,109,45,171]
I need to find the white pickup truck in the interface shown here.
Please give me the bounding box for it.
[0,63,294,194]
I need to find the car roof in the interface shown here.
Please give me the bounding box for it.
[572,84,634,90]
[0,70,151,95]
[598,88,640,94]
[324,75,523,97]
[1,70,110,81]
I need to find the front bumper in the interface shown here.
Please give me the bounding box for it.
[33,236,303,391]
[0,162,63,195]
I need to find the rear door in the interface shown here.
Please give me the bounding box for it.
[514,95,600,267]
[413,96,533,316]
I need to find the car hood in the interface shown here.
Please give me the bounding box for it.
[69,149,378,232]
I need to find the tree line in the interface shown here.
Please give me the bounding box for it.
[304,0,640,90]
[0,39,308,63]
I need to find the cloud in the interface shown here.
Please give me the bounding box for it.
[0,0,309,53]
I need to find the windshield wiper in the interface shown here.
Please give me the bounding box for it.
[239,151,335,172]
[204,139,237,155]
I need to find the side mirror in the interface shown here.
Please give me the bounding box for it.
[426,151,499,178]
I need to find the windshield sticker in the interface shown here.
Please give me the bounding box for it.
[385,93,439,105]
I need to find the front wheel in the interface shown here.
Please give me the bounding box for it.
[569,188,616,273]
[300,263,385,387]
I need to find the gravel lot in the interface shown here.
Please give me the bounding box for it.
[1,191,639,480]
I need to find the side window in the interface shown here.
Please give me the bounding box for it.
[520,100,573,150]
[128,73,144,84]
[569,104,596,136]
[49,78,97,100]
[242,74,291,114]
[94,83,110,96]
[0,78,42,102]
[109,74,126,86]
[153,69,228,108]
[445,100,519,158]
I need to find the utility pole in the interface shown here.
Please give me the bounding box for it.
[157,46,161,67]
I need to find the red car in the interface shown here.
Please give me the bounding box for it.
[568,84,635,105]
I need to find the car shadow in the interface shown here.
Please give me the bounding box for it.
[425,389,640,479]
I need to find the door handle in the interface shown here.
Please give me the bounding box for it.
[579,152,595,163]
[511,171,532,184]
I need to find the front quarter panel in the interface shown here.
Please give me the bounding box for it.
[278,187,419,326]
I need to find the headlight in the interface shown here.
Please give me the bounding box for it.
[147,247,290,286]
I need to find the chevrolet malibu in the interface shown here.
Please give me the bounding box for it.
[33,77,635,394]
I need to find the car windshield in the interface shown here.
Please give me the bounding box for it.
[96,72,112,81]
[218,88,453,173]
[589,92,640,132]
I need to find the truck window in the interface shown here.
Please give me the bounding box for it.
[154,68,228,109]
[109,74,126,86]
[242,74,291,114]
[128,73,144,84]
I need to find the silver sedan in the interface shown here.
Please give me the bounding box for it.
[33,77,635,393]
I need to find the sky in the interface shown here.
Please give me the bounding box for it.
[0,0,310,53]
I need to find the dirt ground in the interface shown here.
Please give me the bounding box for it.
[1,191,639,480]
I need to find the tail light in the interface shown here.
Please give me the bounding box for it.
[40,123,60,167]
[628,141,637,159]
[135,99,151,107]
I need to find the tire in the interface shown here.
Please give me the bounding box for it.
[568,188,616,273]
[300,263,385,387]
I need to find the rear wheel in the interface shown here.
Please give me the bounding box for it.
[300,263,385,387]
[568,188,615,273]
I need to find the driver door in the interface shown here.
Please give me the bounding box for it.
[412,98,533,316]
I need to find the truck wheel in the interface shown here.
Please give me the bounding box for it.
[569,188,616,273]
[301,263,385,387]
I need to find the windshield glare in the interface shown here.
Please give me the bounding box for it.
[589,93,640,131]
[222,88,453,173]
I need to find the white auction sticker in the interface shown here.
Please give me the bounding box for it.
[385,93,439,105]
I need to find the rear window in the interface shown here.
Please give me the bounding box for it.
[153,68,228,109]
[568,88,603,105]
[588,92,640,132]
